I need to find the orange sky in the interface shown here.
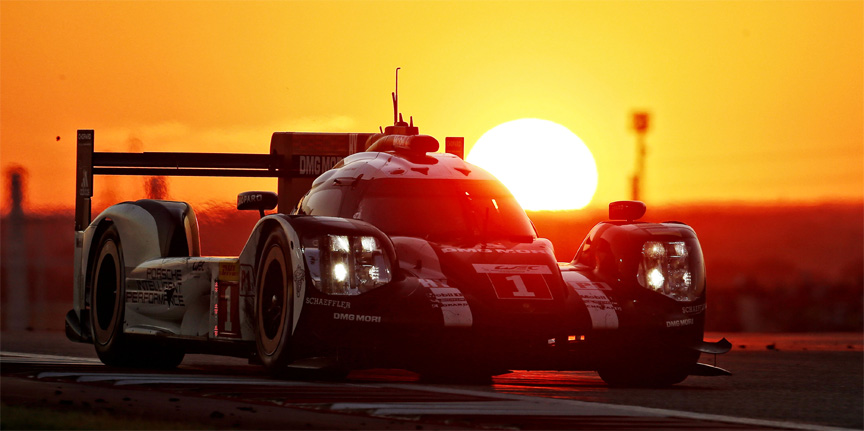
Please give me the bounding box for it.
[1,1,862,213]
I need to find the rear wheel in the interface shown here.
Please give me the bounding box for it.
[89,224,184,369]
[90,225,127,366]
[255,230,295,374]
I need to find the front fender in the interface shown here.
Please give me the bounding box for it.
[238,215,307,337]
[238,215,397,339]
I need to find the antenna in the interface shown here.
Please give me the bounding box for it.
[392,67,401,125]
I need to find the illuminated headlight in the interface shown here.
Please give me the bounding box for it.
[637,240,697,301]
[303,234,392,295]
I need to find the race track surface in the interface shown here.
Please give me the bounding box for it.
[1,331,861,430]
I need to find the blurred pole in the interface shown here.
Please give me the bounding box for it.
[631,111,650,201]
[4,169,30,330]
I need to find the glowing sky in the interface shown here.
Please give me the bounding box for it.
[1,1,861,212]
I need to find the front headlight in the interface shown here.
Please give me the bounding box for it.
[637,240,697,301]
[303,234,392,295]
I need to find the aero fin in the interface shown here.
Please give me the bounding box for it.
[690,362,732,376]
[690,337,732,355]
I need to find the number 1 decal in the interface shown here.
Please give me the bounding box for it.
[505,275,536,297]
[223,284,233,332]
[217,281,241,338]
[473,264,554,300]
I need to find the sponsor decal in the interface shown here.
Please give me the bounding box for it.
[219,262,239,282]
[570,281,612,291]
[305,297,351,309]
[348,133,360,154]
[78,130,93,142]
[76,130,93,198]
[472,264,552,274]
[333,312,381,323]
[441,247,547,254]
[426,283,473,328]
[566,280,620,329]
[240,264,254,296]
[291,155,343,177]
[191,261,206,272]
[418,279,442,289]
[146,268,182,281]
[79,172,90,197]
[127,280,185,307]
[238,193,263,206]
[472,264,554,300]
[666,318,695,328]
[682,303,706,314]
[293,267,304,298]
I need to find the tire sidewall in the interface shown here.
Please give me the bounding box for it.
[255,230,294,371]
[90,225,126,362]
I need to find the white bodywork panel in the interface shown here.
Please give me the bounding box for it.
[73,203,163,317]
[560,270,620,330]
[238,215,307,336]
[123,257,241,339]
[391,236,473,328]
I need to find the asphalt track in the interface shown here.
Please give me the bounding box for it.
[1,331,861,430]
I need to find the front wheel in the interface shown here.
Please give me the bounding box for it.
[255,230,295,374]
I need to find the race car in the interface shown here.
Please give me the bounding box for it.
[66,114,730,387]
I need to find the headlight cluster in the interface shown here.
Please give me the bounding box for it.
[637,240,697,301]
[303,234,392,295]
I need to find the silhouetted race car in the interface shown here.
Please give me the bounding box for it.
[66,112,730,387]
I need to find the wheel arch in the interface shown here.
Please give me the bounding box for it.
[83,200,199,307]
[239,215,307,337]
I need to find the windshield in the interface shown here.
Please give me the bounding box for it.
[352,178,536,242]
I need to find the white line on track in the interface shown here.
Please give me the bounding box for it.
[1,351,102,365]
[330,400,648,417]
[379,383,856,431]
[32,372,325,387]
[3,351,854,431]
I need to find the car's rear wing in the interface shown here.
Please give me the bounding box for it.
[76,129,465,231]
[75,129,281,231]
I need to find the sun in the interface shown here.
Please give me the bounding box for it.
[466,119,598,211]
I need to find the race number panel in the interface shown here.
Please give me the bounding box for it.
[472,264,554,300]
[215,263,241,339]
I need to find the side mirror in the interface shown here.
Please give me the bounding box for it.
[609,200,646,222]
[238,191,278,218]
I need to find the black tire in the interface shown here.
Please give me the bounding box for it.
[90,224,184,369]
[255,230,294,374]
[90,225,130,366]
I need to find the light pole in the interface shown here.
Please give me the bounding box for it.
[631,111,650,201]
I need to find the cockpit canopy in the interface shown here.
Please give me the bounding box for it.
[295,155,536,243]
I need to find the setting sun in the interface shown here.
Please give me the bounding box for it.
[467,119,598,211]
